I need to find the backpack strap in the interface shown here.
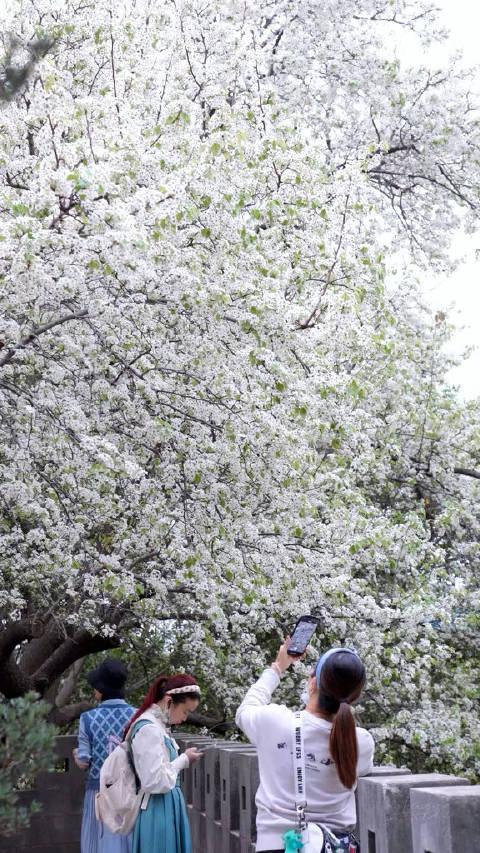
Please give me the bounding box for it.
[129,719,153,739]
[127,719,153,794]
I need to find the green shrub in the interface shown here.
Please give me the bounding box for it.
[0,693,56,837]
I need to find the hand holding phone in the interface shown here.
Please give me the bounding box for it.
[185,747,203,764]
[287,616,319,657]
[272,637,300,674]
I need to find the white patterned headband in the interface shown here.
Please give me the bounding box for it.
[166,684,201,696]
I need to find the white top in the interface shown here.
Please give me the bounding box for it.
[130,708,189,795]
[235,668,375,851]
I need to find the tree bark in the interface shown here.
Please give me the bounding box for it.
[454,466,480,480]
[31,629,121,690]
[20,616,68,676]
[0,615,121,699]
[0,617,41,664]
[0,618,45,696]
[47,700,93,726]
[186,711,236,735]
[54,660,84,708]
[0,658,34,697]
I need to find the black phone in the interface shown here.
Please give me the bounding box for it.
[287,615,320,656]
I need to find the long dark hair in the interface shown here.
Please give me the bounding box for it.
[124,673,199,738]
[318,651,366,789]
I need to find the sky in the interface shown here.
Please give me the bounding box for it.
[394,0,480,399]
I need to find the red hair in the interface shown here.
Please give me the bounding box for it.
[124,673,199,738]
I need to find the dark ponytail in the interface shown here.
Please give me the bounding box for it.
[318,652,366,789]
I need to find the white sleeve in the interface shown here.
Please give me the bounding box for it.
[132,725,189,794]
[235,667,281,744]
[357,730,375,777]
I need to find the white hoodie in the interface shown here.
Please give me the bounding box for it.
[235,668,375,852]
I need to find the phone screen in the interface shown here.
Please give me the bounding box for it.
[288,618,318,655]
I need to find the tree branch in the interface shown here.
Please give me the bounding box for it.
[0,309,88,368]
[184,711,236,734]
[47,700,92,726]
[54,660,84,708]
[31,629,120,690]
[454,466,480,480]
[0,617,42,665]
[20,616,67,676]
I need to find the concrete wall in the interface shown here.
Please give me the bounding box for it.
[0,736,83,853]
[410,785,480,853]
[174,733,476,853]
[1,733,478,852]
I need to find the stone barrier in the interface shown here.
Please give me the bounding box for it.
[0,735,83,853]
[238,751,260,852]
[410,785,480,853]
[357,773,470,853]
[174,732,213,805]
[219,746,257,852]
[204,743,256,853]
[0,731,475,853]
[353,765,412,838]
[173,733,214,853]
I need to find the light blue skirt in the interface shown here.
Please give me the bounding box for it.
[81,787,133,853]
[132,788,192,853]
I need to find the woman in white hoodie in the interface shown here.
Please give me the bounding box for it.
[236,640,374,852]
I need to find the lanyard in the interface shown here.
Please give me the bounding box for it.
[292,711,307,831]
[291,713,359,853]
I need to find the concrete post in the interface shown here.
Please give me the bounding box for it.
[203,743,256,853]
[173,734,212,804]
[410,785,480,853]
[219,747,257,853]
[354,766,412,840]
[237,751,260,853]
[357,773,469,853]
[0,735,83,853]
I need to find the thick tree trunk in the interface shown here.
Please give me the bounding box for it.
[20,616,68,676]
[31,629,120,691]
[0,615,121,698]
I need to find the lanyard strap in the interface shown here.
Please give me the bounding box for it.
[292,711,307,830]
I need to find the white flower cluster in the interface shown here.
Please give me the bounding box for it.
[0,0,478,774]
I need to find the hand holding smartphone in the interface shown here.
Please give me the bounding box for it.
[287,615,319,656]
[185,747,203,764]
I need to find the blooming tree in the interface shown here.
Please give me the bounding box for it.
[0,0,479,774]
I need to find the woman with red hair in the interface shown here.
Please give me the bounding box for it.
[125,673,202,853]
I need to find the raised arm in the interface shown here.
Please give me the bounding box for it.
[236,638,299,743]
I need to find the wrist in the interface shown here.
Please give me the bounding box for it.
[271,661,282,676]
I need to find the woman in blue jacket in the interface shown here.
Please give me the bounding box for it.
[74,659,136,853]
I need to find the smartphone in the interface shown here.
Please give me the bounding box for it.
[287,616,320,656]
